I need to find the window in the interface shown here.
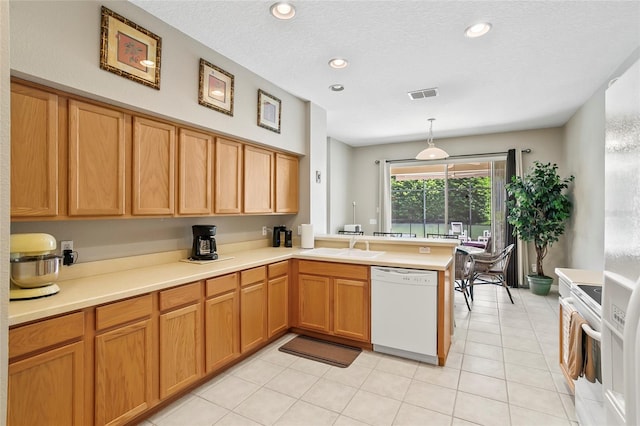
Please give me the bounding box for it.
[388,157,507,249]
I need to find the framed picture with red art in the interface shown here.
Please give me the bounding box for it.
[100,6,162,89]
[198,58,234,116]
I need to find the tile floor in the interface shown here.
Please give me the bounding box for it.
[141,285,577,426]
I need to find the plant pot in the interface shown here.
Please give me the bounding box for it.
[527,274,554,296]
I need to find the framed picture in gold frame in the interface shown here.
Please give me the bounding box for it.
[257,89,281,134]
[198,58,234,116]
[100,6,161,90]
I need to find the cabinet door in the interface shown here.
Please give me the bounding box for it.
[10,83,59,217]
[159,303,202,399]
[275,153,299,213]
[240,281,267,353]
[178,128,213,215]
[68,100,126,216]
[334,278,370,342]
[205,290,240,372]
[298,274,331,333]
[95,319,153,426]
[268,275,289,337]
[215,138,243,214]
[132,117,175,215]
[7,341,84,426]
[243,145,274,213]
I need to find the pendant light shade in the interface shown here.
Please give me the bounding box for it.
[415,118,449,160]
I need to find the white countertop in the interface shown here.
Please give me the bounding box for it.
[555,268,604,285]
[9,245,453,326]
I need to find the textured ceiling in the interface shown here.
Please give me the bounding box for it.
[131,0,640,146]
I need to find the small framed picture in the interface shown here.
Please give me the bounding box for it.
[99,6,161,89]
[198,58,234,116]
[257,89,282,134]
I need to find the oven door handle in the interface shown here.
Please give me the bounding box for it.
[581,323,602,342]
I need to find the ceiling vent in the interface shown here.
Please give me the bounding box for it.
[408,87,439,100]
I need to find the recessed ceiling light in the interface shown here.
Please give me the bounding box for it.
[328,58,348,69]
[329,84,344,92]
[270,2,296,20]
[464,22,492,38]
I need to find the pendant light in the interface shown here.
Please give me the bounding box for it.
[415,118,449,160]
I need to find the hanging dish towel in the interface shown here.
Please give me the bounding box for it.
[568,311,587,379]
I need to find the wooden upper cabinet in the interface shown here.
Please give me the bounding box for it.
[214,138,243,214]
[68,100,126,216]
[275,153,299,213]
[132,117,176,215]
[178,129,213,215]
[10,83,59,217]
[244,145,274,213]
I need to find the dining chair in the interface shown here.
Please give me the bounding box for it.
[468,243,515,304]
[454,248,472,310]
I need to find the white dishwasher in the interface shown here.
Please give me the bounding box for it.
[371,266,438,364]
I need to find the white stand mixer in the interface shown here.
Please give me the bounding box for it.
[10,233,61,300]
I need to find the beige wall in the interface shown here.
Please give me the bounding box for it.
[327,137,354,234]
[10,1,306,155]
[334,127,570,280]
[563,47,640,271]
[8,0,316,262]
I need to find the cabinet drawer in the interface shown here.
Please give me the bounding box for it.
[96,294,152,331]
[206,273,238,298]
[159,281,202,311]
[9,312,84,359]
[241,266,266,287]
[297,260,368,280]
[268,261,289,278]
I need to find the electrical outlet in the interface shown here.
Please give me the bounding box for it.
[297,225,302,235]
[61,240,74,251]
[419,247,431,254]
[531,263,537,274]
[262,226,267,236]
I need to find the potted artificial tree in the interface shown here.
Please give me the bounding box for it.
[506,161,574,295]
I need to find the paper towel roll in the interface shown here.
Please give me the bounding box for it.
[300,224,314,249]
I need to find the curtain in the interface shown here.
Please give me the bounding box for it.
[379,160,392,232]
[505,149,519,287]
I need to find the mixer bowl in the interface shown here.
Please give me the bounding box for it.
[10,254,61,288]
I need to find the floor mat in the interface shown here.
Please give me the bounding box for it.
[278,335,362,368]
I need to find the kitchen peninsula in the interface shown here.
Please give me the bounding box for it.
[7,236,457,426]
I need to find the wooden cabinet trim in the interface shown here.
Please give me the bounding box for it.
[9,311,84,359]
[206,273,238,298]
[96,294,152,331]
[159,281,202,311]
[297,260,369,280]
[240,266,267,287]
[268,260,289,278]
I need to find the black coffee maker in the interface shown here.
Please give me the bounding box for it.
[192,225,218,260]
[272,226,286,247]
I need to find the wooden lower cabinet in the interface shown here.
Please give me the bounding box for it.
[240,266,268,353]
[334,278,369,341]
[298,274,331,333]
[295,260,370,343]
[159,282,203,399]
[8,341,84,426]
[7,311,85,426]
[268,261,289,337]
[94,295,153,426]
[204,273,240,373]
